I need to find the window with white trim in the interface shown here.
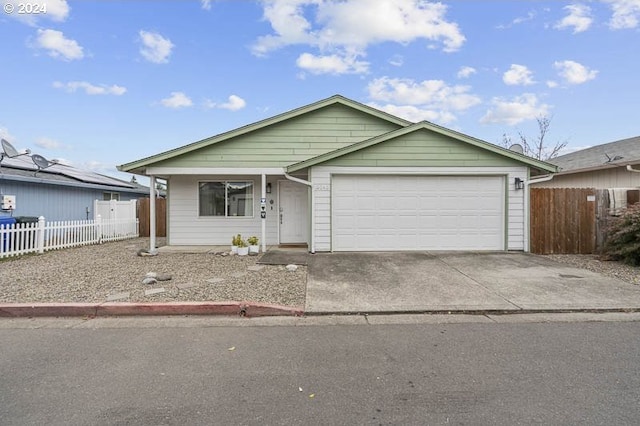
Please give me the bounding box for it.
[103,192,120,201]
[199,181,254,217]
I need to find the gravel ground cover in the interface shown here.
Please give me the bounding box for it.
[0,238,306,307]
[544,254,640,285]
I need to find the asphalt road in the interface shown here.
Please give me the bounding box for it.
[1,316,639,425]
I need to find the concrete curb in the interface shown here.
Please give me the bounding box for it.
[0,302,304,318]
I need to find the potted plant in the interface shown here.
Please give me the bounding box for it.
[231,234,241,254]
[247,236,259,254]
[237,237,249,256]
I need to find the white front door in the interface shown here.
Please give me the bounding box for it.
[279,180,308,244]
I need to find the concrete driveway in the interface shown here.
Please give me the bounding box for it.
[305,252,640,314]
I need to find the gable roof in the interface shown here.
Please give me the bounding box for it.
[286,121,558,173]
[550,135,640,174]
[118,95,412,174]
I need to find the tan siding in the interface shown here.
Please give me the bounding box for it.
[532,168,640,189]
[155,104,402,169]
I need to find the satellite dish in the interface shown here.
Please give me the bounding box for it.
[509,143,524,154]
[1,139,20,158]
[32,154,52,176]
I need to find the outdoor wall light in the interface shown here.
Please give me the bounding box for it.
[514,177,525,190]
[266,182,272,193]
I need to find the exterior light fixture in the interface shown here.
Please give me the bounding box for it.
[266,182,272,193]
[514,177,524,190]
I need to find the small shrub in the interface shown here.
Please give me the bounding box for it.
[247,236,258,245]
[232,234,242,246]
[236,237,247,248]
[603,203,640,265]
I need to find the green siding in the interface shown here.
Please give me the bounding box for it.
[154,104,402,168]
[322,129,519,167]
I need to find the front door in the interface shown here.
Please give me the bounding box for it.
[279,180,308,244]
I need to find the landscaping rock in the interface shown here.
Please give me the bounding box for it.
[142,277,158,285]
[286,264,298,272]
[156,274,172,282]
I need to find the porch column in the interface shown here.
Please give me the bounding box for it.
[149,175,157,254]
[261,173,266,253]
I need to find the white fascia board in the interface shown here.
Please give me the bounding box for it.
[146,167,285,175]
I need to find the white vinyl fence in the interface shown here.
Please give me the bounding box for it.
[0,215,139,258]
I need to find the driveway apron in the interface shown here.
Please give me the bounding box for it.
[305,252,640,314]
[305,252,519,313]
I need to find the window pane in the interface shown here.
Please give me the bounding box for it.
[227,181,253,216]
[199,182,225,216]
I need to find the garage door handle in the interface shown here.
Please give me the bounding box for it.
[280,213,283,224]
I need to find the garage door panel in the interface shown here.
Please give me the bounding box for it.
[332,175,505,251]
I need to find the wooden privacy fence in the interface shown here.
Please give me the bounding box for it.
[137,197,166,237]
[530,188,598,254]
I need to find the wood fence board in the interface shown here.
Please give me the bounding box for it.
[137,198,166,237]
[530,188,597,254]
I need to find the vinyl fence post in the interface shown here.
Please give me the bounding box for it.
[96,214,102,244]
[37,216,45,254]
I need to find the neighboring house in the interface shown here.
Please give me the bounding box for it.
[0,154,149,221]
[532,136,640,189]
[118,95,556,252]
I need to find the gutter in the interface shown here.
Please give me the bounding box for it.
[627,165,640,173]
[283,172,315,254]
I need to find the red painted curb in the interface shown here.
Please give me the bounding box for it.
[97,302,243,317]
[0,303,99,318]
[0,302,304,318]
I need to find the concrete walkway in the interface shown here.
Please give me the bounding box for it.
[305,252,640,314]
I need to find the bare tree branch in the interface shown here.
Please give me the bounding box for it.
[500,115,567,161]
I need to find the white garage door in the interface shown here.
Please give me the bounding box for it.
[332,175,505,251]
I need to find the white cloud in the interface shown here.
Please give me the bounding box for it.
[480,93,551,125]
[389,55,404,67]
[296,52,369,74]
[252,0,464,75]
[555,4,593,33]
[203,95,247,111]
[0,126,16,143]
[503,64,535,86]
[53,81,126,96]
[160,92,193,109]
[546,80,559,88]
[33,29,84,61]
[367,76,481,124]
[201,0,212,10]
[139,30,174,64]
[603,0,640,29]
[457,66,476,79]
[35,137,65,150]
[367,103,456,123]
[496,10,536,29]
[553,60,598,84]
[220,95,246,111]
[5,0,70,24]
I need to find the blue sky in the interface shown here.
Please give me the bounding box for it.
[1,0,639,180]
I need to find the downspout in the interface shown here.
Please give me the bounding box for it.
[523,174,555,253]
[284,172,315,254]
[627,165,640,173]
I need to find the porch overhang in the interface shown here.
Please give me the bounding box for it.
[145,167,285,176]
